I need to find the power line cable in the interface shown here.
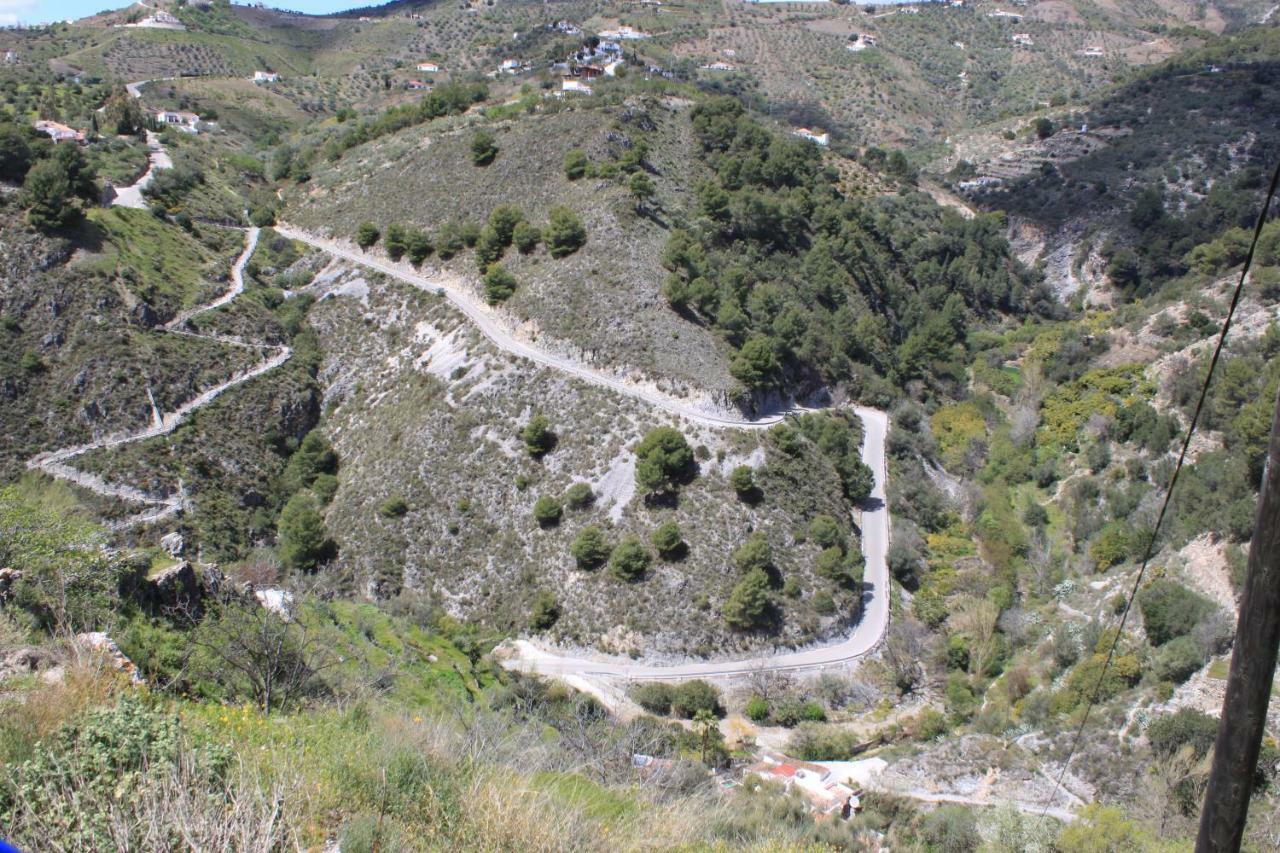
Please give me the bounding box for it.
[1040,157,1280,817]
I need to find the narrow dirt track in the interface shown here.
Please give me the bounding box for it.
[276,227,893,679]
[26,227,291,529]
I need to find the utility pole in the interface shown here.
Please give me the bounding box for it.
[1196,384,1280,852]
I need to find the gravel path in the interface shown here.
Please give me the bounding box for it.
[277,226,893,678]
[25,228,290,529]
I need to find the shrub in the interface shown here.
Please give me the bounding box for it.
[1091,522,1137,570]
[729,465,757,500]
[1139,579,1215,646]
[745,696,770,723]
[563,148,588,180]
[528,592,560,630]
[564,482,594,509]
[513,220,540,254]
[487,204,524,246]
[405,228,434,265]
[311,473,339,505]
[808,515,842,549]
[651,521,685,558]
[815,547,844,580]
[533,496,563,528]
[730,336,780,390]
[723,569,771,630]
[378,496,408,518]
[520,413,555,456]
[786,722,860,761]
[355,221,379,249]
[544,206,586,258]
[1147,708,1218,759]
[920,806,979,853]
[1153,635,1208,684]
[482,264,518,304]
[475,226,505,271]
[23,158,79,232]
[570,525,610,569]
[471,128,498,166]
[632,682,675,715]
[278,491,331,572]
[733,532,773,574]
[634,427,695,494]
[383,222,408,260]
[0,697,229,849]
[609,537,651,581]
[671,680,721,718]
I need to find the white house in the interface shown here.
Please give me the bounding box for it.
[792,127,829,147]
[598,25,649,40]
[253,70,280,83]
[416,62,441,73]
[562,78,593,95]
[1011,33,1034,46]
[153,109,202,133]
[34,120,84,143]
[122,10,185,30]
[701,61,734,71]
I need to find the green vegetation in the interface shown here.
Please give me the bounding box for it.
[723,569,772,631]
[521,413,555,457]
[651,521,685,558]
[482,264,518,305]
[278,491,331,572]
[354,221,379,249]
[533,495,563,528]
[543,206,586,258]
[470,128,498,167]
[564,482,594,510]
[1138,579,1216,647]
[633,426,695,496]
[662,96,1045,398]
[570,525,610,570]
[608,537,650,582]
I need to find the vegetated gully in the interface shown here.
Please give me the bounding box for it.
[274,227,892,680]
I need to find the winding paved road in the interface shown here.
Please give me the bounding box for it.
[26,228,290,529]
[111,130,172,210]
[276,226,893,678]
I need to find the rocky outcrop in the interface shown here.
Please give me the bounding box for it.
[0,566,21,602]
[160,531,185,558]
[76,632,145,685]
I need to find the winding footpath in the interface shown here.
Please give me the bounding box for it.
[26,228,290,529]
[111,130,173,210]
[275,226,892,680]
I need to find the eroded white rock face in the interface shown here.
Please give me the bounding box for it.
[160,531,185,558]
[255,588,295,619]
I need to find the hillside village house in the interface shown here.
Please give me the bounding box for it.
[416,62,441,73]
[153,109,203,133]
[561,78,593,95]
[792,127,829,147]
[34,120,84,143]
[253,70,280,83]
[598,25,648,40]
[405,79,431,90]
[121,9,185,29]
[744,756,861,817]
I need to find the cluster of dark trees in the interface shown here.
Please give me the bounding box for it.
[0,122,98,232]
[660,96,1049,401]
